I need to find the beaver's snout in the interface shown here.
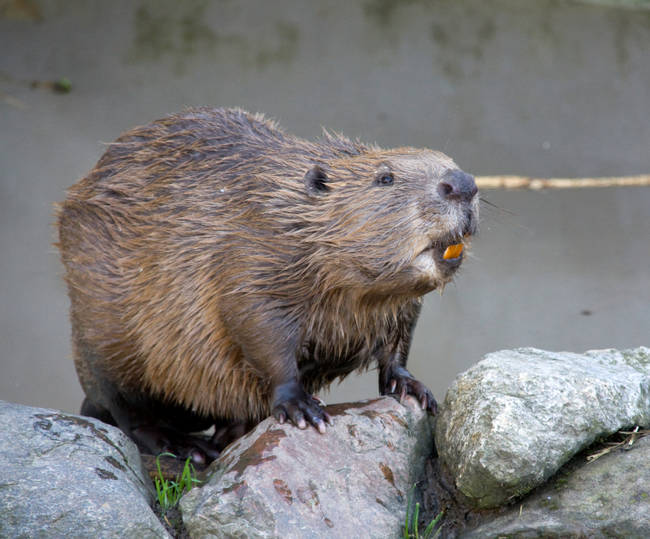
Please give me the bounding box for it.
[434,168,479,239]
[437,169,478,203]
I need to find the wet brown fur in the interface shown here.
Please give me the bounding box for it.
[57,108,475,427]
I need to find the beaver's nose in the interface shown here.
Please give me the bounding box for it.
[437,170,478,203]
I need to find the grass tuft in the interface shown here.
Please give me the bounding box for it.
[154,452,203,514]
[403,485,444,539]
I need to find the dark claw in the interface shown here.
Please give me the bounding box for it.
[313,417,326,434]
[429,397,438,415]
[190,449,206,466]
[312,394,327,407]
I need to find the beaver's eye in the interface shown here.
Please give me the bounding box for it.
[376,172,394,186]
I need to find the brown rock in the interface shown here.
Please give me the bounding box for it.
[180,396,434,538]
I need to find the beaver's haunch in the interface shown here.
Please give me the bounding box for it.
[57,108,479,463]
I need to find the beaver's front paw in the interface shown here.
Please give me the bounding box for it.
[379,364,437,414]
[272,380,332,433]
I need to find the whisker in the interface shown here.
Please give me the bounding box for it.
[479,196,516,216]
[478,196,533,235]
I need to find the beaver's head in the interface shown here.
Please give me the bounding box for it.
[301,148,478,296]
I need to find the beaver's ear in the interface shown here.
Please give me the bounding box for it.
[304,165,330,196]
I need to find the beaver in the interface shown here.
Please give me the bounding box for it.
[57,108,478,463]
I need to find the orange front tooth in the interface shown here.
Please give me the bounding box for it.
[443,243,464,260]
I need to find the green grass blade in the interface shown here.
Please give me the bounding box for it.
[423,511,444,538]
[414,502,420,539]
[404,486,414,538]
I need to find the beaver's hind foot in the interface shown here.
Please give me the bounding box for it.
[131,425,221,465]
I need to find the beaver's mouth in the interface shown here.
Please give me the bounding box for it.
[422,213,477,267]
[410,230,473,288]
[418,225,474,268]
[428,236,468,268]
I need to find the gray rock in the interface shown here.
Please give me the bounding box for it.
[463,434,650,538]
[180,396,433,538]
[435,347,650,508]
[0,400,169,538]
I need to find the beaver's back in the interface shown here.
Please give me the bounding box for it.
[68,108,304,207]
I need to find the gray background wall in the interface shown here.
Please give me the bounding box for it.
[1,0,648,414]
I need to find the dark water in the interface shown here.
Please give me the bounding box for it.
[1,0,648,413]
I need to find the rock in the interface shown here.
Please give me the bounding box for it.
[0,400,169,538]
[463,434,650,538]
[180,396,433,538]
[435,347,650,508]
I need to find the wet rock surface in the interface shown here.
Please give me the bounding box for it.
[436,347,650,509]
[3,347,649,537]
[180,396,434,539]
[0,400,169,538]
[463,434,650,538]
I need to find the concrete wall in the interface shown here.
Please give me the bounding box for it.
[1,0,648,412]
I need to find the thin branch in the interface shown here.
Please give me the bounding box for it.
[476,175,650,190]
[586,426,647,463]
